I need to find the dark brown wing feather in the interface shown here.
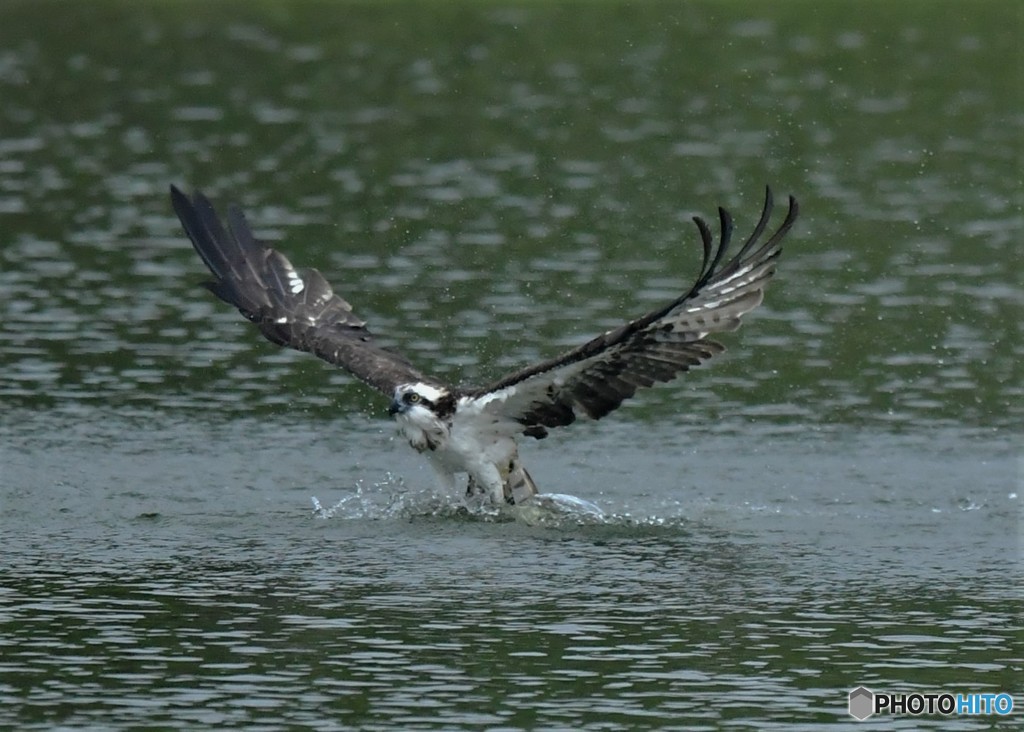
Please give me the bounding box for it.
[467,187,799,437]
[170,186,439,396]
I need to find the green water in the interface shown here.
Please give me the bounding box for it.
[1,1,1020,729]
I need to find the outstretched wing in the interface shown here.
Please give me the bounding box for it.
[464,187,799,438]
[170,186,439,396]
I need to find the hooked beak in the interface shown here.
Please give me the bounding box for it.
[387,399,404,417]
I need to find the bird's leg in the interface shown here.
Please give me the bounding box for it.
[466,464,506,506]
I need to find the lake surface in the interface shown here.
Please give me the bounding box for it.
[1,1,1020,729]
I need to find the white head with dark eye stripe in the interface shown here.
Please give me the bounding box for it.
[388,383,455,426]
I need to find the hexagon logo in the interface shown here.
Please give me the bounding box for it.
[849,687,875,720]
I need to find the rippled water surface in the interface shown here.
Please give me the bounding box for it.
[1,1,1021,729]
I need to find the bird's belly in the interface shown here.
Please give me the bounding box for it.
[441,426,516,475]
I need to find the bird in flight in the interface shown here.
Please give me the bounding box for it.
[171,185,798,507]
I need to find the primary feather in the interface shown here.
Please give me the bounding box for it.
[468,187,799,437]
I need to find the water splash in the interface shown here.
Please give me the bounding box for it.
[311,476,618,527]
[507,493,606,526]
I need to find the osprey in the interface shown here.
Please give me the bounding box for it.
[171,185,798,506]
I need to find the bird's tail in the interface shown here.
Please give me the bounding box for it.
[503,455,539,505]
[465,452,539,506]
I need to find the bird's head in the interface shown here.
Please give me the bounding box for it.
[388,383,455,427]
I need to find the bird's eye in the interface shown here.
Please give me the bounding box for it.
[407,393,421,404]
